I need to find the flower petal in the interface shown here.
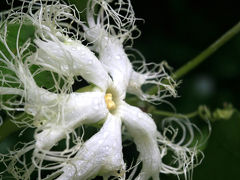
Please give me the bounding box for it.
[85,28,132,99]
[57,114,124,180]
[157,117,203,176]
[35,91,108,150]
[127,61,177,104]
[98,37,133,99]
[84,0,135,99]
[118,102,161,180]
[31,37,111,91]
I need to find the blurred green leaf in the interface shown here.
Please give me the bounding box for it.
[68,0,88,17]
[0,113,19,142]
[0,23,35,56]
[0,23,60,90]
[0,24,35,79]
[194,110,240,180]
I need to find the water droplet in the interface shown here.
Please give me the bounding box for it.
[115,154,121,160]
[65,165,75,176]
[138,113,142,118]
[105,145,110,151]
[112,142,117,148]
[88,60,93,65]
[103,132,108,138]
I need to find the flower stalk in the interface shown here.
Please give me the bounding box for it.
[174,20,240,80]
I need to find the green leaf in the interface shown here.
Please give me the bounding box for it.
[0,23,60,90]
[0,112,19,142]
[68,0,88,20]
[0,23,35,56]
[194,110,240,180]
[0,23,35,85]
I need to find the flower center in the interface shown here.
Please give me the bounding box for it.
[104,93,116,111]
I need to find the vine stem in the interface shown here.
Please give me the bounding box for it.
[151,109,198,119]
[173,21,240,80]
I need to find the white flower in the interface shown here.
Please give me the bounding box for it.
[0,0,203,180]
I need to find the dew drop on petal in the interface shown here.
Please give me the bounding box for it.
[137,113,142,118]
[65,165,75,176]
[103,132,108,138]
[98,139,103,144]
[105,145,110,151]
[88,60,93,65]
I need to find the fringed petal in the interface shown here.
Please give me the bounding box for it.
[84,0,138,99]
[157,117,205,179]
[127,61,177,105]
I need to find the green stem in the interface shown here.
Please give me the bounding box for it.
[173,21,240,80]
[152,109,198,119]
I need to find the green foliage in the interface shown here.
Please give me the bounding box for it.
[0,23,63,90]
[68,0,88,20]
[0,24,35,81]
[194,110,240,180]
[0,24,35,49]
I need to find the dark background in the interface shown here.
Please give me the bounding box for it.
[131,0,240,180]
[131,0,240,111]
[1,0,240,180]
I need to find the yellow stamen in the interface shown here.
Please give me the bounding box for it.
[105,93,116,111]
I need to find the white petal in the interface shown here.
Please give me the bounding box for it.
[99,37,132,99]
[127,71,146,97]
[85,26,133,99]
[84,29,132,99]
[119,102,161,180]
[127,62,177,104]
[31,38,111,91]
[57,114,124,180]
[35,91,108,150]
[83,0,137,99]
